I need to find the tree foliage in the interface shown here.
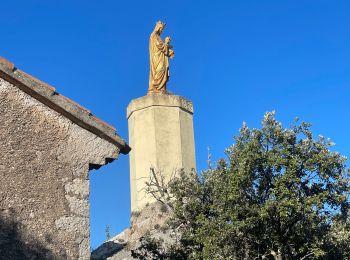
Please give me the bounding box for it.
[135,112,350,260]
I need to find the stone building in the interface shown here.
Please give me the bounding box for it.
[0,57,130,259]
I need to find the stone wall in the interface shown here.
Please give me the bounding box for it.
[0,78,120,259]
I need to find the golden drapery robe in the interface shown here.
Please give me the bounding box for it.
[148,32,171,94]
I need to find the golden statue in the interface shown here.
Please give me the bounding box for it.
[148,21,175,94]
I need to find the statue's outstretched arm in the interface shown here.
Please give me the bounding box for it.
[155,42,169,55]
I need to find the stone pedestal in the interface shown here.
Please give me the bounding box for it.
[127,94,196,212]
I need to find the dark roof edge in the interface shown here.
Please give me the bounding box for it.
[0,57,130,155]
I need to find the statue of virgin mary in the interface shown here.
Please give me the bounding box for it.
[148,21,174,94]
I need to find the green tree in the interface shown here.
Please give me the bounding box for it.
[135,112,350,259]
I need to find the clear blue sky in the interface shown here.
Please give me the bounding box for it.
[1,1,349,249]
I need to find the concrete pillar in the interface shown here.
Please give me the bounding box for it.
[127,94,196,212]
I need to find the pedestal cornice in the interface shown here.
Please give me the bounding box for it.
[127,93,193,119]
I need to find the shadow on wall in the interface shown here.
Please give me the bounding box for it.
[0,209,55,260]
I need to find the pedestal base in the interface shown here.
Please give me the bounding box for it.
[127,93,196,212]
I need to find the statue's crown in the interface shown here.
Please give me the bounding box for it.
[157,21,166,27]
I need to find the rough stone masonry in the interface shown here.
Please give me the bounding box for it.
[0,57,130,259]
